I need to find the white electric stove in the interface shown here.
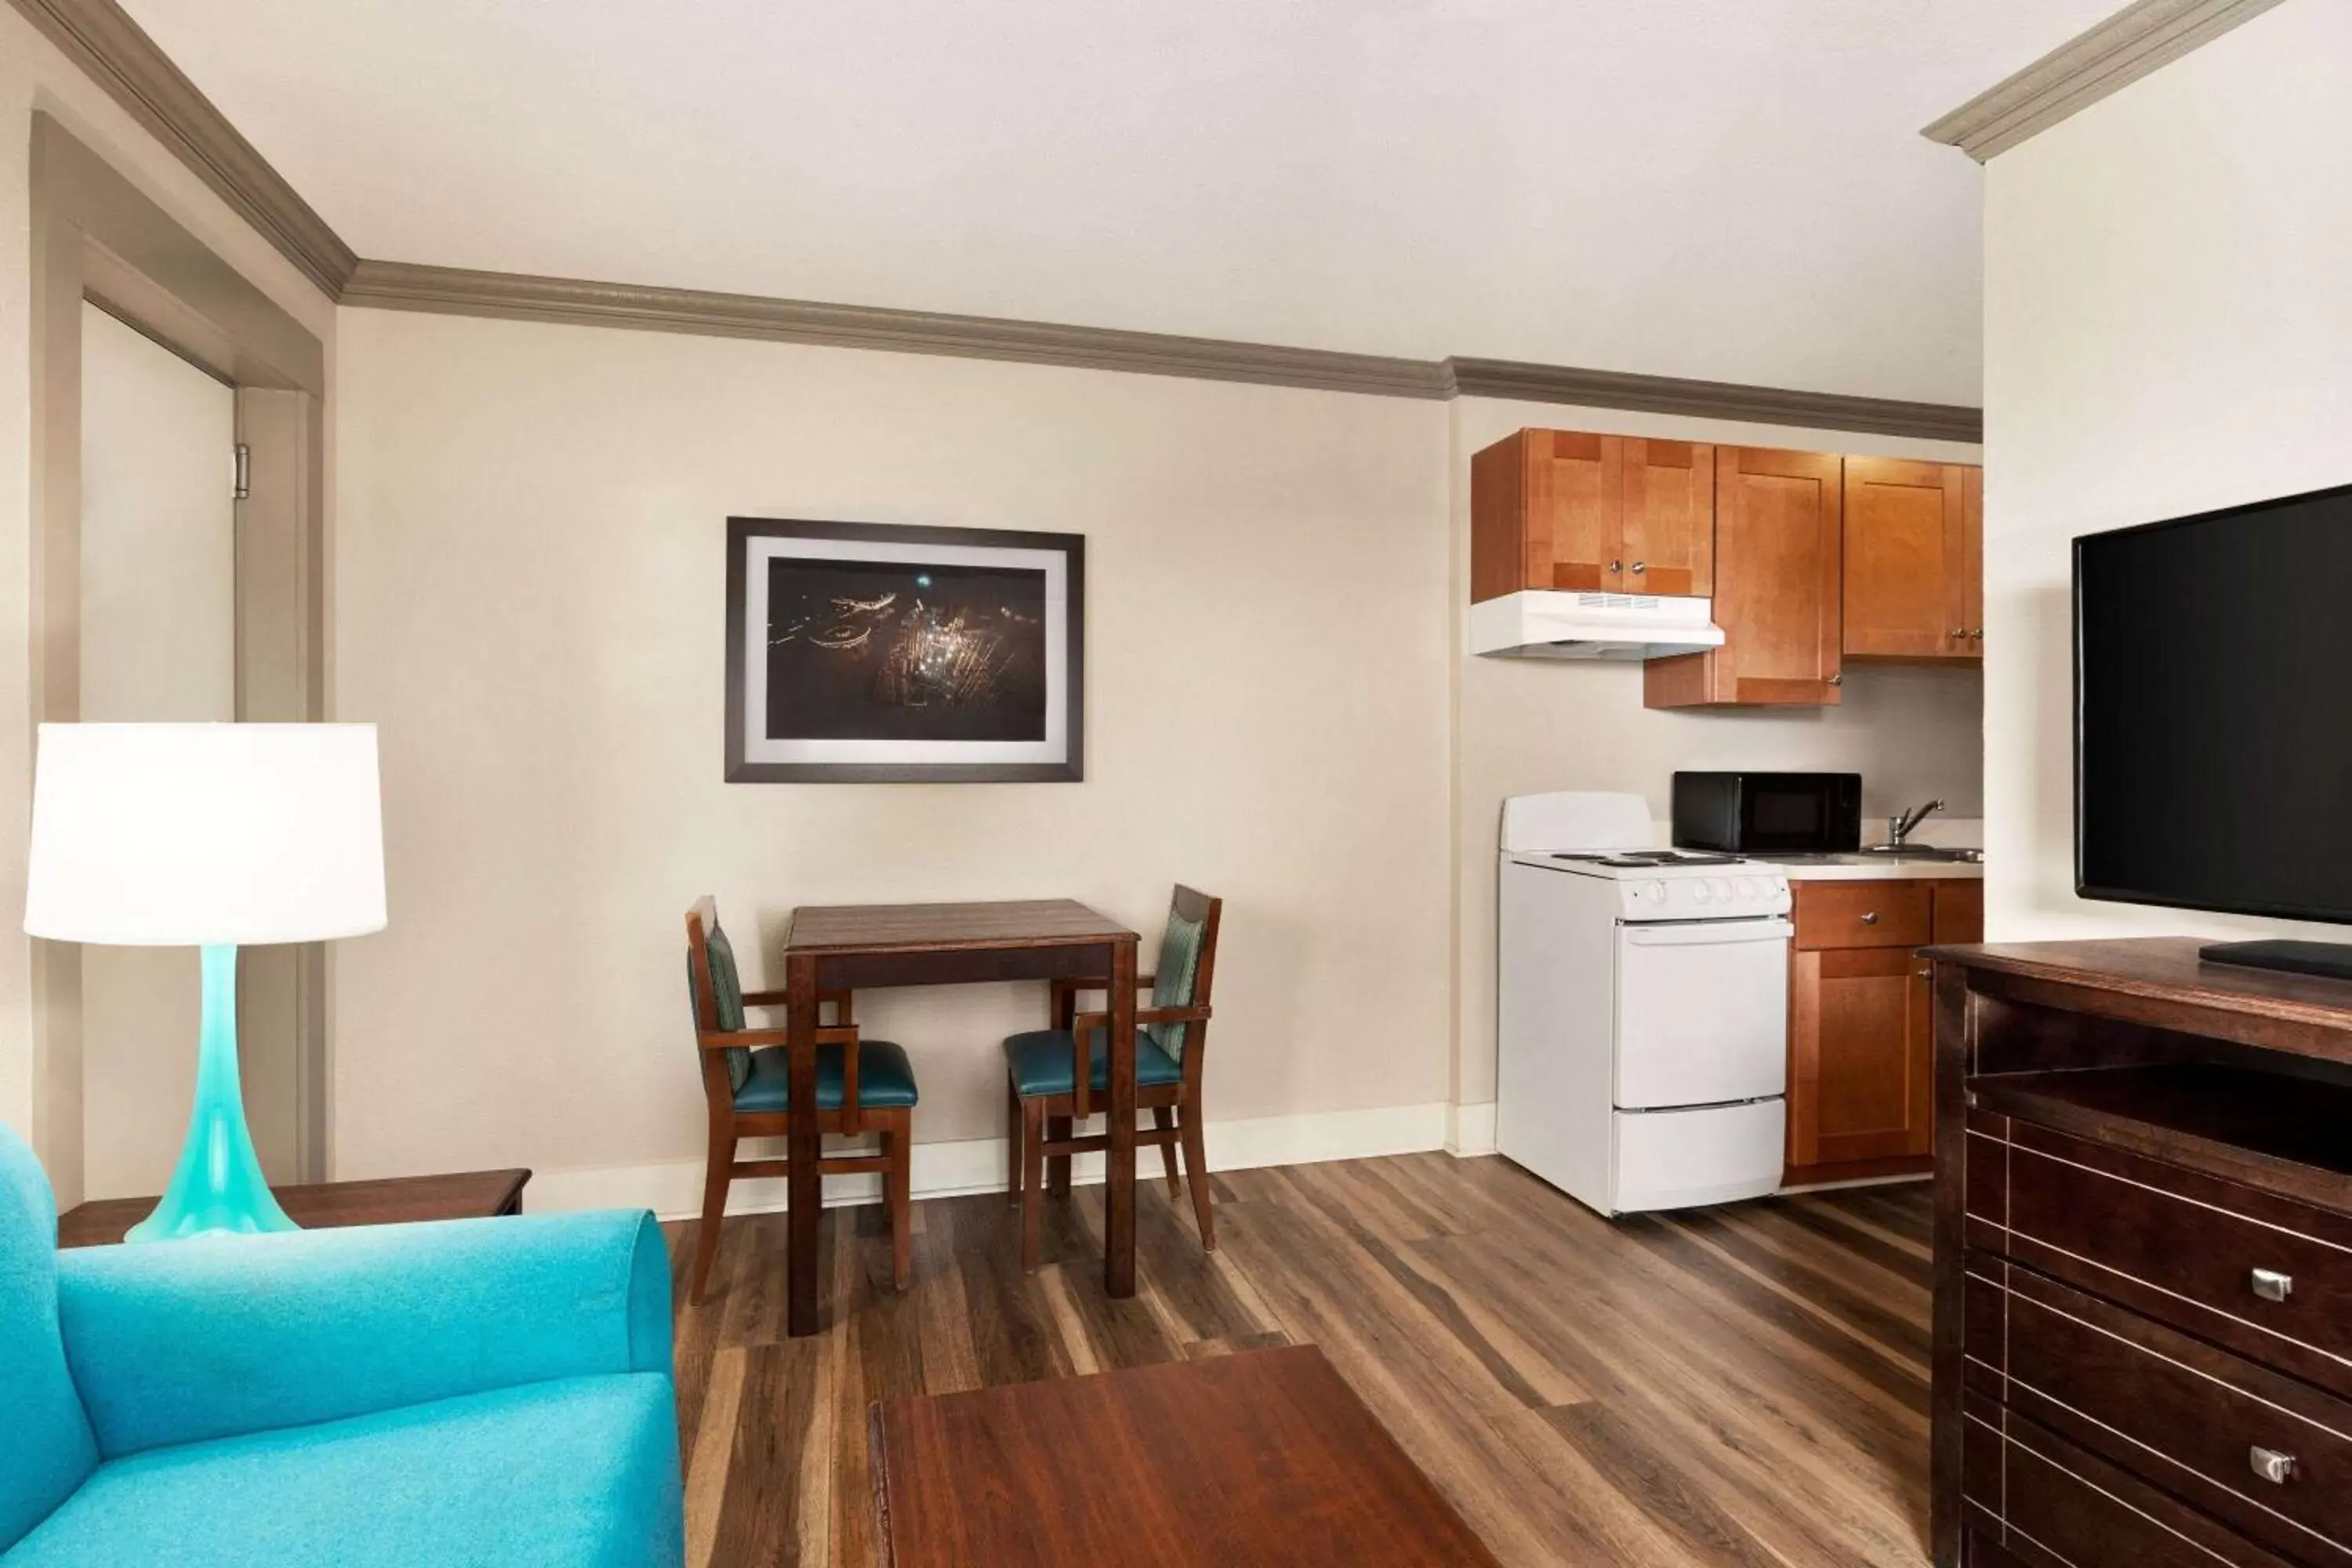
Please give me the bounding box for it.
[1496,791,1793,1216]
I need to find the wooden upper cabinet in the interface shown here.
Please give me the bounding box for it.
[1469,430,1715,600]
[1646,445,1843,707]
[1842,458,1982,659]
[1621,439,1715,597]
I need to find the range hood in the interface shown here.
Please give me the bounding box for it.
[1469,590,1726,661]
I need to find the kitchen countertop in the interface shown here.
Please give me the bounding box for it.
[1748,853,1984,882]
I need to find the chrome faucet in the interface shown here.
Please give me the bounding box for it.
[1889,799,1945,848]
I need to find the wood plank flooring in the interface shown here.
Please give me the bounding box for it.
[664,1154,1933,1567]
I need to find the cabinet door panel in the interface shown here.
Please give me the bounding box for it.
[1933,880,1984,944]
[1528,430,1621,592]
[1962,464,1984,650]
[1844,458,1968,658]
[1620,440,1714,597]
[1789,943,1933,1167]
[1714,446,1843,702]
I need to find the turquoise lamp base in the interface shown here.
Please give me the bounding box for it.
[126,943,299,1242]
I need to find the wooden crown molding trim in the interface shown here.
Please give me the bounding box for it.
[9,0,358,297]
[1443,358,1983,445]
[1922,0,2285,162]
[342,260,1454,400]
[347,261,1984,441]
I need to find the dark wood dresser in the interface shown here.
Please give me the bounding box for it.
[1932,938,2352,1568]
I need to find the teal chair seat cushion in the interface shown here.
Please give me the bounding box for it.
[3,1373,681,1568]
[1003,1028,1184,1100]
[731,1040,919,1112]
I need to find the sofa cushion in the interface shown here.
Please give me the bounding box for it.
[731,1040,918,1112]
[1003,1028,1185,1100]
[0,1126,97,1555]
[3,1373,681,1568]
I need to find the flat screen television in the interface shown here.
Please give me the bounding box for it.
[2076,479,2352,977]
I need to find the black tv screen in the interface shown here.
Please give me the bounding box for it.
[2077,481,2352,924]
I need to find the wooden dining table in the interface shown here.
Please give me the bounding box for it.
[777,898,1142,1338]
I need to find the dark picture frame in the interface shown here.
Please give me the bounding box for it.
[725,517,1085,782]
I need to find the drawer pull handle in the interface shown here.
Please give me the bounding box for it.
[2252,1268,2295,1303]
[1860,912,1880,925]
[2251,1446,2299,1485]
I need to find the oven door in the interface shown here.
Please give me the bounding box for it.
[1613,917,1791,1110]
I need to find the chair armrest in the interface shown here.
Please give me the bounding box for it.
[699,1025,858,1051]
[1052,976,1155,996]
[56,1209,670,1458]
[1072,1004,1210,1032]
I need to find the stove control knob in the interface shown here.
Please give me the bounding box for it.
[1734,877,1759,899]
[1708,878,1735,902]
[1645,880,1668,904]
[1690,880,1712,903]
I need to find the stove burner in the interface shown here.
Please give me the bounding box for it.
[1548,849,1746,868]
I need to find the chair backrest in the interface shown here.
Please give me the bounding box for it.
[0,1123,99,1551]
[1147,884,1221,1062]
[684,898,753,1098]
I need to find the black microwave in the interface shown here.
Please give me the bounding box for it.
[1671,771,1862,855]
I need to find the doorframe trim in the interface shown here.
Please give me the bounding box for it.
[28,111,332,1200]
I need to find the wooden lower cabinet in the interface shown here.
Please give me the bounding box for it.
[1784,877,1980,1187]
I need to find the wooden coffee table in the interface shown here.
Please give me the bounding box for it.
[56,1169,530,1248]
[869,1343,1500,1566]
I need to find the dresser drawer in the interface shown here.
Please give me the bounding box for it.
[1971,1123,2352,1397]
[1971,1407,2292,1568]
[1791,880,1931,949]
[1980,1259,2352,1564]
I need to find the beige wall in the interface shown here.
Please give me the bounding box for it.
[330,308,1454,1193]
[0,9,336,1163]
[1980,1,2348,945]
[1446,397,1984,1112]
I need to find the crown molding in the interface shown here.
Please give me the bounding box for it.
[1923,0,2285,162]
[343,260,1454,399]
[8,0,358,296]
[1442,358,1982,445]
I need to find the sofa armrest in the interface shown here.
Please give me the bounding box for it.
[56,1209,670,1458]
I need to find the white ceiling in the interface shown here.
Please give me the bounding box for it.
[122,0,2118,404]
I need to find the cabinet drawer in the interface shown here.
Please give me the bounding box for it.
[1974,1123,2352,1399]
[1965,1401,2290,1568]
[1989,1261,2352,1563]
[1792,881,1930,949]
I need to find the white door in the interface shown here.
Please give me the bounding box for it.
[78,303,242,1199]
[1613,918,1791,1110]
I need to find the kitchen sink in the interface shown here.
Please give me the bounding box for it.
[1856,844,1984,862]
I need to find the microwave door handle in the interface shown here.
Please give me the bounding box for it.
[1624,918,1792,947]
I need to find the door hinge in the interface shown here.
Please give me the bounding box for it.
[232,442,251,501]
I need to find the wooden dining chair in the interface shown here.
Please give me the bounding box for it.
[684,897,920,1301]
[1001,885,1221,1272]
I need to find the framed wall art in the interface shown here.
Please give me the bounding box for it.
[724,517,1084,782]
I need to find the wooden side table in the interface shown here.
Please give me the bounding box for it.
[57,1169,531,1248]
[869,1344,1501,1566]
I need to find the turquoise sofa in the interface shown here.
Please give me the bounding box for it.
[0,1125,684,1566]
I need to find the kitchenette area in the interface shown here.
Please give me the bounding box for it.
[1468,420,1985,1218]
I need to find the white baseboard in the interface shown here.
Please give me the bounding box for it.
[525,1099,1450,1221]
[1446,1101,1497,1157]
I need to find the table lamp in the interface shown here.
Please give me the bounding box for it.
[24,723,386,1241]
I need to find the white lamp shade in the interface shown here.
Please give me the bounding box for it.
[25,723,387,946]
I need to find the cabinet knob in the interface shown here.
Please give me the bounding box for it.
[1828,673,1843,686]
[1610,560,1623,573]
[2251,1446,2299,1485]
[1951,627,1967,639]
[2252,1267,2294,1302]
[1631,561,1646,574]
[1971,628,1984,639]
[1860,912,1880,926]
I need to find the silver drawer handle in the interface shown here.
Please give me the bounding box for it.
[2252,1268,2294,1303]
[2251,1446,2299,1485]
[1860,912,1879,925]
